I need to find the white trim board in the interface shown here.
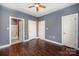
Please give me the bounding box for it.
[0,38,79,50]
[0,44,10,49]
[40,38,79,50]
[23,37,40,42]
[0,39,33,49]
[39,38,63,45]
[23,39,33,42]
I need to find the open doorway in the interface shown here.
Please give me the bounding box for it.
[9,16,25,45]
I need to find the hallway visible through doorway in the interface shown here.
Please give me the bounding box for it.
[9,17,24,45]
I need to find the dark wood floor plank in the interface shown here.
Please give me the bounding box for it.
[0,39,79,56]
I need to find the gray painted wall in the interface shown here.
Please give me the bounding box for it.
[39,4,79,46]
[0,6,37,46]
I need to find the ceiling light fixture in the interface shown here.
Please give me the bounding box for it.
[28,3,46,11]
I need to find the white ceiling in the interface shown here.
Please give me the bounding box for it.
[0,3,76,17]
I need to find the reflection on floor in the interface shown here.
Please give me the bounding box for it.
[0,39,79,56]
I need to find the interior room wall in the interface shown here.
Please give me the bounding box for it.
[38,4,79,47]
[0,3,79,48]
[0,5,37,46]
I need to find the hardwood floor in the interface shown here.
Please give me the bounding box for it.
[0,39,79,56]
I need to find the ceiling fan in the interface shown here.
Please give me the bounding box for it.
[28,3,46,11]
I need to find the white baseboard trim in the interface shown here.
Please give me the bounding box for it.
[11,41,22,45]
[0,39,32,49]
[23,37,40,42]
[0,38,79,50]
[0,44,10,49]
[39,38,79,50]
[40,38,63,45]
[23,39,32,42]
[34,37,40,39]
[0,39,31,49]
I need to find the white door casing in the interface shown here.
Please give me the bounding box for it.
[62,13,78,49]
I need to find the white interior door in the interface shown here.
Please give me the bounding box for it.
[38,20,45,39]
[62,13,78,49]
[28,20,37,39]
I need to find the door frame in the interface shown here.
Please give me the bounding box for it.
[62,13,78,49]
[38,20,45,39]
[9,16,25,45]
[28,20,37,39]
